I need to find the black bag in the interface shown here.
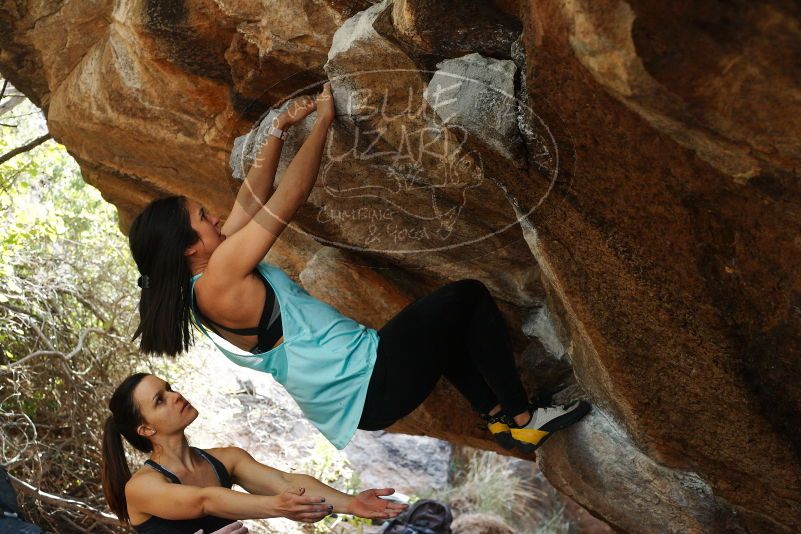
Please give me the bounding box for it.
[381,499,453,534]
[0,466,43,534]
[0,466,21,519]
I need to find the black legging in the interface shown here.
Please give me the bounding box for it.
[358,279,530,430]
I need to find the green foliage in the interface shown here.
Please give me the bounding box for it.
[1,100,121,261]
[0,99,135,358]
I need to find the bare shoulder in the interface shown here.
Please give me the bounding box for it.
[191,269,227,303]
[192,271,243,318]
[195,264,262,312]
[125,465,165,498]
[204,446,249,469]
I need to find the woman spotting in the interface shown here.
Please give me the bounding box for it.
[128,82,590,454]
[101,373,406,532]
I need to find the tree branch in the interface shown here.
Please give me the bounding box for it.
[0,133,52,165]
[2,327,109,369]
[8,473,121,526]
[0,82,27,118]
[54,287,113,329]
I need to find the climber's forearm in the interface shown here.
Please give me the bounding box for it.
[238,123,286,205]
[273,117,331,209]
[211,117,333,278]
[222,116,290,236]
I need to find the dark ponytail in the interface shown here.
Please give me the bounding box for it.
[101,373,152,524]
[129,196,198,356]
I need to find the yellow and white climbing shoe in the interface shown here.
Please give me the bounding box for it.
[510,400,591,453]
[482,412,516,450]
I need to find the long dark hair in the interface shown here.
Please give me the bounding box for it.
[101,373,152,524]
[129,196,198,356]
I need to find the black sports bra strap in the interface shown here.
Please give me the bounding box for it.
[145,451,231,488]
[191,448,232,488]
[194,308,261,336]
[144,460,181,484]
[193,271,274,337]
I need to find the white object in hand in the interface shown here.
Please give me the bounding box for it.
[379,491,411,504]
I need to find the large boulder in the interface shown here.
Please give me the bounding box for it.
[2,0,800,531]
[513,0,801,531]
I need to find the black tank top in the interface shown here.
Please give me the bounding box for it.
[193,270,283,353]
[132,447,233,534]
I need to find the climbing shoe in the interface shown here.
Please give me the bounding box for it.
[509,400,591,453]
[481,412,516,450]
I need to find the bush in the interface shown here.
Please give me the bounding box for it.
[0,96,143,532]
[432,447,571,534]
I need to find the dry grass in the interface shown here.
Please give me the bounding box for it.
[429,447,573,534]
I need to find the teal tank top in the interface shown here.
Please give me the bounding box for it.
[190,262,379,449]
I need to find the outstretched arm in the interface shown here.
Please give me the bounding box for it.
[208,82,335,282]
[223,448,407,520]
[221,97,316,237]
[125,471,330,523]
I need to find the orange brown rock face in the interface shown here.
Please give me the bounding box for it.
[1,0,800,531]
[517,0,801,531]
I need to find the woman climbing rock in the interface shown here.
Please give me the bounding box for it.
[127,81,590,453]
